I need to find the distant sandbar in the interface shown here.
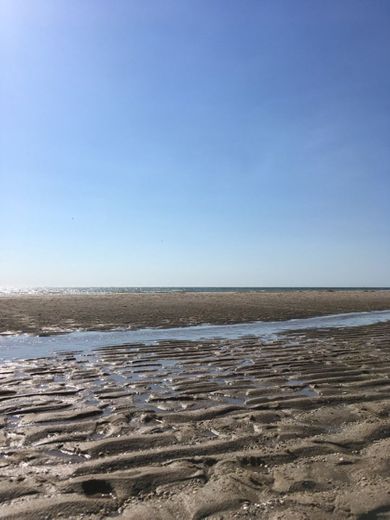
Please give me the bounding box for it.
[1,289,390,335]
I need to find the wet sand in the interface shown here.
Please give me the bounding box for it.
[1,290,390,334]
[0,322,390,518]
[0,292,390,519]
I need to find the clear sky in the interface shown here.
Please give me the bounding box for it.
[1,0,390,287]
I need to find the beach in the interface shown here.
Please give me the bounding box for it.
[2,0,389,516]
[0,291,390,519]
[1,289,390,335]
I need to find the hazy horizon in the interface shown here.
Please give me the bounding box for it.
[1,1,390,287]
[2,285,390,293]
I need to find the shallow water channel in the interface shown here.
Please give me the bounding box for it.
[1,309,390,361]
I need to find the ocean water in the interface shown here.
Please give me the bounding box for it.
[0,286,389,296]
[1,310,390,361]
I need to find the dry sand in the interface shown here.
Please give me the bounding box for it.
[1,290,390,334]
[0,291,390,519]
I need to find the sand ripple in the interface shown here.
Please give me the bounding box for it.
[0,322,389,518]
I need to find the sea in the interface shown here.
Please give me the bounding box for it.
[1,286,389,296]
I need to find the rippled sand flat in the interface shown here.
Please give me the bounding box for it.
[0,320,390,519]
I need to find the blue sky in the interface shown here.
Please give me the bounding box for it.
[1,0,390,287]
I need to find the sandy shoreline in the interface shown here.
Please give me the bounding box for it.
[1,290,390,335]
[0,291,390,519]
